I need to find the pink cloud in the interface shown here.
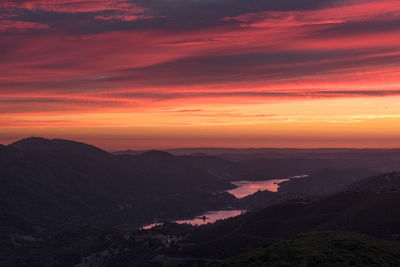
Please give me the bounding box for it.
[94,14,156,22]
[224,0,400,28]
[1,0,150,22]
[0,19,50,31]
[2,0,143,13]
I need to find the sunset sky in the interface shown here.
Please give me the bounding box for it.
[1,0,400,149]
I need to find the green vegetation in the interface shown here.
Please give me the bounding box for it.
[221,231,400,267]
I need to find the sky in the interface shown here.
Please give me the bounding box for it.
[1,0,400,150]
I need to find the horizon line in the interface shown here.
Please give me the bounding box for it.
[3,136,400,152]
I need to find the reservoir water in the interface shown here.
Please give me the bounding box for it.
[140,175,307,230]
[174,210,245,225]
[140,210,244,230]
[228,175,308,198]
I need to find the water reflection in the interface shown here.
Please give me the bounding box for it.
[174,210,245,225]
[140,222,163,230]
[140,175,308,230]
[140,210,245,230]
[228,175,308,198]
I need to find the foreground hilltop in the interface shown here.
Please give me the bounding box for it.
[221,231,400,267]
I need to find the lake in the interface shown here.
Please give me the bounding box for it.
[174,210,245,225]
[140,175,307,230]
[140,222,163,230]
[140,210,245,230]
[227,175,308,198]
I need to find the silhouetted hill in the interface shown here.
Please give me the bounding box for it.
[179,155,332,181]
[348,172,400,193]
[179,154,391,182]
[11,137,109,155]
[117,151,233,192]
[0,137,236,238]
[113,149,146,156]
[0,138,139,235]
[237,190,282,210]
[117,147,400,181]
[237,158,327,180]
[137,150,175,159]
[177,187,400,258]
[278,168,375,196]
[178,154,241,180]
[221,231,400,267]
[166,148,400,173]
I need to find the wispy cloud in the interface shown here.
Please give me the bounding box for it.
[2,0,145,14]
[0,19,49,31]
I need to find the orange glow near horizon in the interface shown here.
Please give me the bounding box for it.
[1,0,400,149]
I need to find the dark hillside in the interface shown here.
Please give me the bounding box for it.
[221,231,400,267]
[278,168,375,196]
[348,172,400,193]
[179,187,400,258]
[0,138,236,237]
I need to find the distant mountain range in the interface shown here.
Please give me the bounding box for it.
[116,146,400,176]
